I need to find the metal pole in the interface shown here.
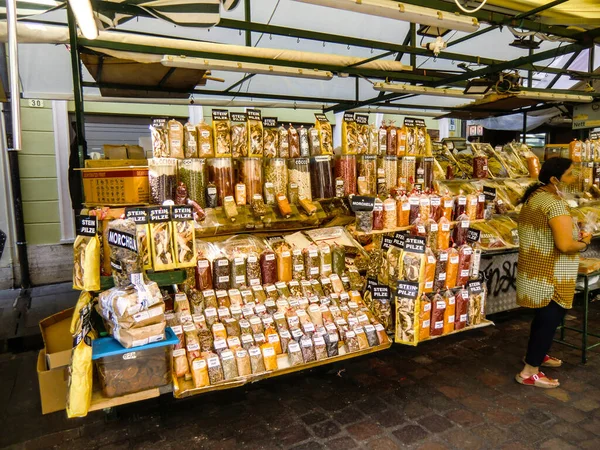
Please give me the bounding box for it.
[6,0,31,289]
[523,47,534,143]
[68,4,88,166]
[245,0,251,47]
[409,23,417,71]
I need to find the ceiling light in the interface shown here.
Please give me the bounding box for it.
[515,91,593,103]
[293,0,480,33]
[464,79,493,95]
[161,55,334,80]
[374,82,483,99]
[68,0,98,40]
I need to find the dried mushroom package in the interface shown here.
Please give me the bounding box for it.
[467,280,486,326]
[400,237,426,283]
[394,280,420,346]
[73,215,100,292]
[150,118,169,157]
[212,110,232,157]
[299,126,310,157]
[196,121,214,157]
[342,112,358,155]
[107,219,142,287]
[171,206,196,268]
[263,118,279,158]
[230,113,248,158]
[308,126,321,156]
[184,122,198,158]
[278,124,290,158]
[148,206,176,271]
[124,208,153,272]
[419,294,431,342]
[355,115,370,155]
[246,110,263,157]
[315,114,333,155]
[168,119,184,159]
[289,124,300,158]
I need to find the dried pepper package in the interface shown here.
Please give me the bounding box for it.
[212,110,231,157]
[171,205,196,268]
[430,292,446,337]
[419,294,431,342]
[455,289,469,330]
[124,208,152,272]
[443,290,456,335]
[148,206,175,271]
[247,109,263,157]
[394,280,420,346]
[73,215,100,292]
[107,219,142,286]
[445,247,459,289]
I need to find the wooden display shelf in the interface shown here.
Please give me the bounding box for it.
[89,387,161,412]
[172,341,392,399]
[350,219,486,237]
[418,320,494,344]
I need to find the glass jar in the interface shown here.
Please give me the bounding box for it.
[335,155,357,196]
[264,158,288,197]
[357,155,377,195]
[287,158,312,201]
[207,158,234,206]
[148,157,178,205]
[238,157,263,201]
[178,158,207,207]
[310,156,334,199]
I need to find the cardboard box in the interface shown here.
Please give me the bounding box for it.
[103,145,128,160]
[39,308,74,369]
[126,145,146,159]
[80,166,149,206]
[84,159,147,168]
[37,308,74,414]
[37,349,69,415]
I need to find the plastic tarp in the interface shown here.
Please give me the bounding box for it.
[470,107,561,131]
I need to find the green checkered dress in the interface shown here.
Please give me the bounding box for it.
[516,188,579,309]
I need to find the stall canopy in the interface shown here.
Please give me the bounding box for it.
[0,0,599,119]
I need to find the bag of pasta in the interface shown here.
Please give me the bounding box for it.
[394,280,420,346]
[73,215,100,292]
[66,293,96,418]
[125,207,152,271]
[172,205,197,268]
[148,206,176,271]
[106,218,142,288]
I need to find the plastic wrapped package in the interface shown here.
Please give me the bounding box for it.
[429,194,442,222]
[310,156,334,199]
[407,194,420,226]
[307,127,321,156]
[430,292,446,337]
[247,110,263,157]
[276,194,293,219]
[358,156,377,195]
[468,281,486,325]
[261,344,278,370]
[443,290,456,335]
[288,124,300,158]
[473,155,488,179]
[318,243,333,277]
[230,120,248,158]
[383,197,397,229]
[354,326,369,350]
[148,158,178,204]
[396,196,410,227]
[244,252,261,287]
[172,205,196,268]
[207,158,234,206]
[455,289,469,330]
[278,125,290,158]
[304,245,320,280]
[292,249,305,281]
[356,210,374,233]
[220,349,239,380]
[276,248,292,282]
[265,158,288,196]
[437,213,451,251]
[212,111,231,157]
[400,156,416,190]
[252,285,267,303]
[235,348,252,377]
[287,182,298,205]
[445,247,459,289]
[203,290,218,310]
[206,183,218,208]
[411,215,427,237]
[335,155,357,195]
[288,158,312,201]
[373,198,384,230]
[178,158,207,207]
[263,121,278,158]
[196,121,214,158]
[239,157,263,202]
[287,341,304,366]
[570,140,582,162]
[331,245,346,276]
[382,156,398,191]
[419,294,431,342]
[456,245,473,287]
[299,126,310,157]
[260,249,277,285]
[172,325,190,379]
[313,335,328,360]
[453,214,470,247]
[423,248,436,294]
[167,120,184,159]
[419,194,431,222]
[150,119,169,157]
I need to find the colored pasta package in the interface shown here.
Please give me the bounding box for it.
[394,280,420,345]
[430,292,446,337]
[419,294,431,342]
[456,244,473,287]
[212,110,231,157]
[263,118,279,158]
[172,205,197,268]
[73,215,100,292]
[455,288,469,330]
[196,120,214,157]
[443,290,456,335]
[124,208,152,272]
[148,207,175,271]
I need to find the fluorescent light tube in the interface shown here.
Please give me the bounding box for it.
[294,0,479,33]
[161,55,334,80]
[374,82,483,99]
[515,91,593,103]
[68,0,98,40]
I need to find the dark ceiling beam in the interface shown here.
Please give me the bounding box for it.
[547,49,583,89]
[447,0,570,48]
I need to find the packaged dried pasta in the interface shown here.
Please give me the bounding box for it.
[315,114,333,155]
[73,215,100,292]
[443,290,456,335]
[168,119,184,159]
[148,207,175,271]
[124,208,152,272]
[212,110,231,157]
[196,121,214,157]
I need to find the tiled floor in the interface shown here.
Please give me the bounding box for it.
[1,286,600,449]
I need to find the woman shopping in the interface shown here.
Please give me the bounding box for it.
[516,157,591,389]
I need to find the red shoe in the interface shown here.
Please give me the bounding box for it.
[515,371,560,389]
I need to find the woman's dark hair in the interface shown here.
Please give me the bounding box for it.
[519,157,572,204]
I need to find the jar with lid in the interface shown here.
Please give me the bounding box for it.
[287,158,312,201]
[148,157,178,204]
[310,156,334,199]
[264,158,288,196]
[178,158,207,207]
[238,157,263,201]
[335,155,357,196]
[207,158,234,206]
